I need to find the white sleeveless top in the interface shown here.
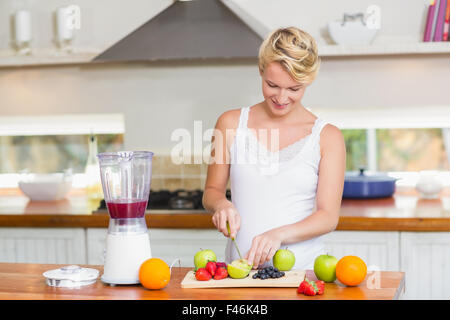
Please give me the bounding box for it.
[225,106,329,270]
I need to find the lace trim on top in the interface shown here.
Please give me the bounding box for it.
[243,118,320,163]
[244,130,308,163]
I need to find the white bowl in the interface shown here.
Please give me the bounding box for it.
[18,173,73,201]
[415,171,443,199]
[328,20,378,45]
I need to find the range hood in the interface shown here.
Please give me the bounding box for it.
[93,0,263,62]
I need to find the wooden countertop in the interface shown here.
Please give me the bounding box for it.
[1,188,450,231]
[0,263,405,300]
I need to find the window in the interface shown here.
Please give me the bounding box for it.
[0,114,124,188]
[341,128,450,172]
[316,106,450,187]
[0,134,123,174]
[377,128,450,172]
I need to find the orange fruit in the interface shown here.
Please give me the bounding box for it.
[139,258,171,290]
[335,255,367,287]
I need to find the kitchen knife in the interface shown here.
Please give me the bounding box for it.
[226,221,243,260]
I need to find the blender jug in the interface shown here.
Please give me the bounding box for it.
[98,151,153,285]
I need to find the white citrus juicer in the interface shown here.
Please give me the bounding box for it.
[97,151,153,285]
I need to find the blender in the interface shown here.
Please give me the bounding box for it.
[97,151,153,285]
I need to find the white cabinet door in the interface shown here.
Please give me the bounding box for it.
[0,228,86,264]
[322,231,400,271]
[400,232,450,300]
[86,228,108,265]
[86,228,227,267]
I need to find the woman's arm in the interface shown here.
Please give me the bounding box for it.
[246,124,346,267]
[202,109,241,239]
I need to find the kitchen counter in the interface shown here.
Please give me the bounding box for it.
[0,263,405,300]
[1,188,450,231]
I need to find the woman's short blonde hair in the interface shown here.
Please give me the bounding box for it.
[258,27,320,85]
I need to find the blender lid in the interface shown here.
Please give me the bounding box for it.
[97,150,154,161]
[43,265,100,288]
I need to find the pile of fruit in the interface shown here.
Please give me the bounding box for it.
[194,249,254,280]
[193,248,297,281]
[297,279,325,296]
[195,261,229,281]
[312,254,367,286]
[193,248,369,298]
[296,253,368,297]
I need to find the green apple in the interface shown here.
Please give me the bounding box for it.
[314,254,338,282]
[273,248,295,271]
[194,249,217,270]
[227,259,253,279]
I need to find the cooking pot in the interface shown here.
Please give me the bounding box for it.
[343,168,397,199]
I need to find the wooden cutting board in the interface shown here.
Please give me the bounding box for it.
[180,269,305,288]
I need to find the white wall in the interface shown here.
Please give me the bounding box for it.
[1,54,450,153]
[0,0,449,154]
[232,0,429,43]
[0,0,172,51]
[0,0,434,50]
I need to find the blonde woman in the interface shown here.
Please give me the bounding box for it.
[203,27,346,270]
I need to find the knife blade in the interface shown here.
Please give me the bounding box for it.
[226,221,243,260]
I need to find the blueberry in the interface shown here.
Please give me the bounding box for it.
[252,273,258,279]
[259,269,266,274]
[280,271,285,276]
[273,268,279,272]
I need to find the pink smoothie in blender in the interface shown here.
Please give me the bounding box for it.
[106,199,148,219]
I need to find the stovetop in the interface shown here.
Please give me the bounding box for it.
[97,189,232,211]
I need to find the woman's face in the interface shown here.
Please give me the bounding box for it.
[260,62,306,116]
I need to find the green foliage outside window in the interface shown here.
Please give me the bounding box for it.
[342,129,367,171]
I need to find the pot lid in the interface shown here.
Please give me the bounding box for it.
[345,168,397,183]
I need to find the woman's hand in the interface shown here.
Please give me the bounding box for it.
[245,229,283,269]
[211,201,241,239]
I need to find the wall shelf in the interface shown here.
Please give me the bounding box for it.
[0,48,99,67]
[0,42,449,68]
[319,42,450,57]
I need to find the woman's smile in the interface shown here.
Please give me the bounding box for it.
[271,99,289,109]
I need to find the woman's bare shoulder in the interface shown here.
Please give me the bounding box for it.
[320,123,345,153]
[215,108,242,130]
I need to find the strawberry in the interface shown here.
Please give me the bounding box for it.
[303,282,317,296]
[195,268,212,281]
[297,280,308,294]
[214,267,228,280]
[216,262,227,269]
[315,280,325,295]
[298,278,319,296]
[206,261,217,276]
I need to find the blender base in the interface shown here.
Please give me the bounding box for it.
[101,277,141,286]
[102,232,152,286]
